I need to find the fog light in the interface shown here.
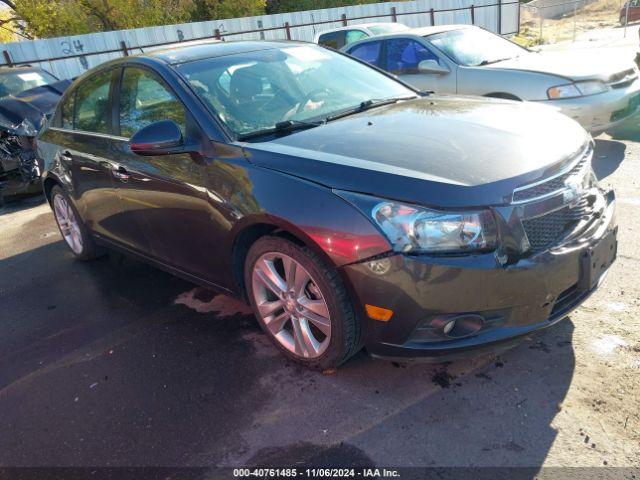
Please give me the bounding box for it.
[443,320,456,335]
[431,314,485,338]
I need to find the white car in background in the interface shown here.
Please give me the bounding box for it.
[314,22,409,50]
[342,24,640,133]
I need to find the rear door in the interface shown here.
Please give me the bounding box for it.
[383,37,456,93]
[40,69,123,240]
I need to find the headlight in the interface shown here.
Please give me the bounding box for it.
[575,80,608,96]
[548,81,607,99]
[371,201,497,253]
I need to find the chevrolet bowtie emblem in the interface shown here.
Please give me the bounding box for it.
[563,176,583,207]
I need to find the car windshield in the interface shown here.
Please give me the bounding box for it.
[0,69,57,98]
[177,45,415,138]
[427,28,526,67]
[367,23,410,35]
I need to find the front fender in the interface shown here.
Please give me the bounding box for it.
[458,67,568,101]
[225,164,392,268]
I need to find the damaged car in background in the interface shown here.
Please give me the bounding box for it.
[0,66,71,206]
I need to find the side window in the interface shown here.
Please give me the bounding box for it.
[349,41,382,67]
[74,71,112,134]
[58,92,75,129]
[345,30,369,45]
[318,31,346,50]
[119,67,186,138]
[385,38,441,75]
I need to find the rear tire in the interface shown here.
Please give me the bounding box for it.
[50,185,102,261]
[244,236,362,370]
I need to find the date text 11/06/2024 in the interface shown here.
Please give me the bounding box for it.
[233,468,400,477]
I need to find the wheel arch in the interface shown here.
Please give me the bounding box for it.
[230,215,344,302]
[42,174,63,205]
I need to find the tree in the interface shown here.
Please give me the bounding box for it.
[190,0,266,19]
[266,0,378,14]
[7,0,265,39]
[0,8,18,43]
[5,0,379,39]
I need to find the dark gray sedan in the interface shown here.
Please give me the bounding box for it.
[38,41,616,369]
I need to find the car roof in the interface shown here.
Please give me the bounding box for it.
[318,22,400,33]
[341,24,473,50]
[0,65,47,74]
[408,24,473,36]
[145,39,306,65]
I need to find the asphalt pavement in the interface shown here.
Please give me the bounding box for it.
[1,37,639,474]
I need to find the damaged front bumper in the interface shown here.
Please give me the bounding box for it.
[0,131,41,201]
[341,190,617,362]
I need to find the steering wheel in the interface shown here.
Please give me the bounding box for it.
[295,88,331,114]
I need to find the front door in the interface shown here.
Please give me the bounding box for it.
[110,66,230,285]
[383,38,456,94]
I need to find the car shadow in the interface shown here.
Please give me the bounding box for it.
[593,138,626,180]
[605,112,640,143]
[253,319,576,472]
[0,235,576,471]
[0,193,46,215]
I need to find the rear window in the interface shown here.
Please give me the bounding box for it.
[318,31,346,50]
[73,70,112,134]
[344,30,369,45]
[0,69,57,98]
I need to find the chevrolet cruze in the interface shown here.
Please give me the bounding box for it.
[38,41,617,369]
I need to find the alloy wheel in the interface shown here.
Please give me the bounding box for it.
[53,194,83,255]
[251,252,331,359]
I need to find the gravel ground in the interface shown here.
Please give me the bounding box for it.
[0,84,639,474]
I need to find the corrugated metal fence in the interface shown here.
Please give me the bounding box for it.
[0,0,519,80]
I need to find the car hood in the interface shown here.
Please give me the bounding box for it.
[242,96,589,208]
[0,79,71,136]
[487,50,634,82]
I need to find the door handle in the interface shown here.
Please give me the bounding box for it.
[112,165,130,182]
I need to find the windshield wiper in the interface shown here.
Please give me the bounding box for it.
[476,57,514,66]
[237,119,323,141]
[324,95,417,122]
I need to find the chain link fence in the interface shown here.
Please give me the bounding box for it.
[517,0,628,46]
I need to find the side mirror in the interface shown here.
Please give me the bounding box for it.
[129,120,185,156]
[418,59,450,75]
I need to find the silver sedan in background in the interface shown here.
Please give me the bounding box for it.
[342,25,640,133]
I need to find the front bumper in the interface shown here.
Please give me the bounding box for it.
[536,78,640,133]
[341,191,617,361]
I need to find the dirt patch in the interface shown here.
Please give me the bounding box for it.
[515,0,623,46]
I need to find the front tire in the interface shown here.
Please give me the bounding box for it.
[244,236,362,370]
[50,185,102,261]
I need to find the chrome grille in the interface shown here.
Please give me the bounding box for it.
[512,146,592,204]
[522,197,592,252]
